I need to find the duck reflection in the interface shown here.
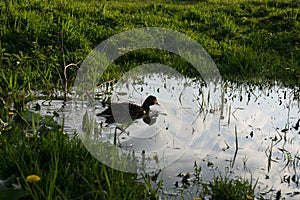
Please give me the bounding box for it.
[97,95,159,125]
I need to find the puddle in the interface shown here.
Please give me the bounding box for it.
[28,71,300,199]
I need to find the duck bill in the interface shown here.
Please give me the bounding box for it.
[154,100,160,106]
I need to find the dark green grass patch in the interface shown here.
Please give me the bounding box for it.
[0,112,154,199]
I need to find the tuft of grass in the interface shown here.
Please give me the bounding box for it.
[201,175,257,200]
[191,161,258,200]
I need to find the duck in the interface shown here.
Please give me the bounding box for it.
[97,95,159,124]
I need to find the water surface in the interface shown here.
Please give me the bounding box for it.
[28,73,299,199]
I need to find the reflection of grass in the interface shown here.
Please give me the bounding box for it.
[231,126,239,168]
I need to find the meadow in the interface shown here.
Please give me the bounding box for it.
[0,0,299,199]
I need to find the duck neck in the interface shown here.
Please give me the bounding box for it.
[142,102,150,113]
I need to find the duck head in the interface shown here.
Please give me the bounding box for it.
[142,95,159,113]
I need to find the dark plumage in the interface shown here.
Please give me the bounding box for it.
[97,95,159,123]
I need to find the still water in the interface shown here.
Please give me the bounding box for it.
[28,71,299,199]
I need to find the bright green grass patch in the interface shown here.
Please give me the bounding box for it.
[1,0,299,92]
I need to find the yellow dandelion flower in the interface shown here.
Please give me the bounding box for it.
[246,194,253,200]
[192,198,202,200]
[8,111,14,115]
[26,175,41,183]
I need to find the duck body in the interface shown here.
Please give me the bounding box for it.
[97,95,158,123]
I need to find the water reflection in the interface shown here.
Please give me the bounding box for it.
[92,64,223,174]
[28,72,299,199]
[93,68,300,199]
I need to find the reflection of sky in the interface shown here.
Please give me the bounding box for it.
[28,69,300,199]
[93,64,222,172]
[98,69,300,199]
[216,84,300,199]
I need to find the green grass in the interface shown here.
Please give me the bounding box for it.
[171,162,258,200]
[201,175,257,200]
[0,0,299,99]
[0,111,260,199]
[0,0,299,199]
[0,112,155,199]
